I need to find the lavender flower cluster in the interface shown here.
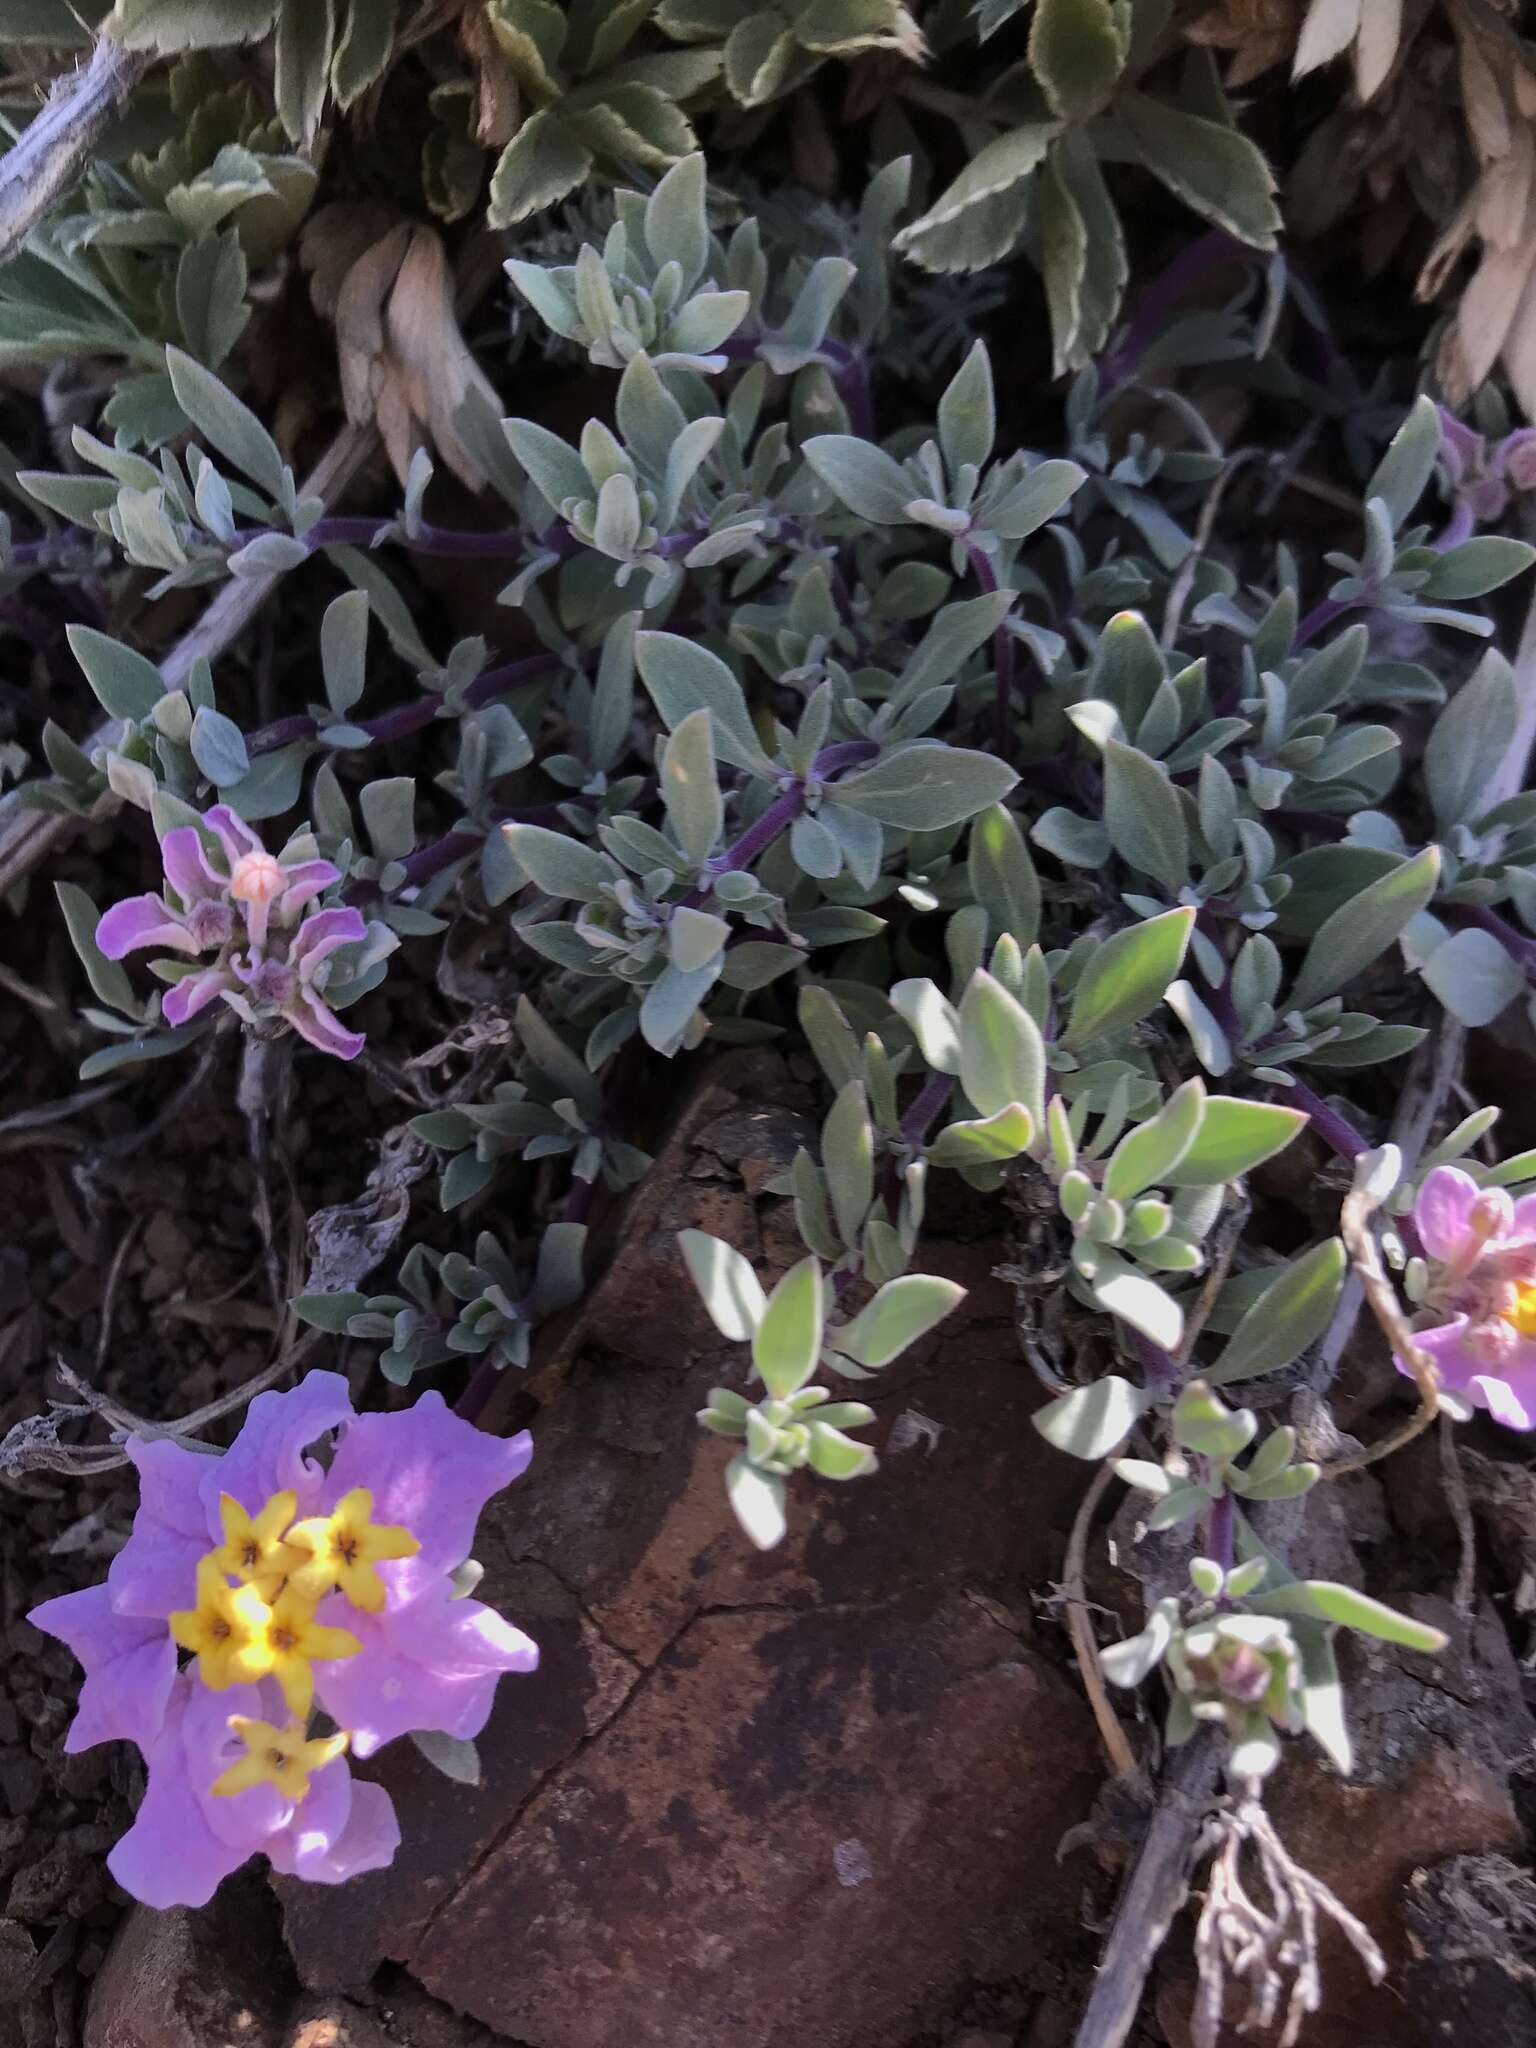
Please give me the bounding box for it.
[30,1374,536,1906]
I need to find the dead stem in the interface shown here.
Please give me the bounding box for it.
[1063,1462,1139,1779]
[1439,1413,1478,1616]
[1319,1170,1441,1478]
[1161,452,1260,648]
[92,1216,143,1381]
[1191,1792,1385,2048]
[1072,1739,1223,2048]
[1177,1186,1251,1369]
[0,34,148,267]
[237,1035,294,1311]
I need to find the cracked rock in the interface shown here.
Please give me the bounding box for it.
[284,1054,1102,2046]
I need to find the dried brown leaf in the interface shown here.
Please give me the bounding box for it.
[460,0,519,147]
[1293,0,1361,79]
[304,209,501,492]
[1354,0,1403,99]
[1187,0,1301,87]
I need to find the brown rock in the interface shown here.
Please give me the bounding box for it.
[1402,1853,1536,2046]
[287,1053,1101,2046]
[413,1593,1097,2048]
[0,1919,34,2000]
[85,1873,297,2048]
[278,1565,639,1990]
[285,1982,503,2048]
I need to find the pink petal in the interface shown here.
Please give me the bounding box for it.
[1414,1167,1482,1262]
[1469,1372,1536,1429]
[106,1682,266,1910]
[264,1754,351,1879]
[1505,1193,1536,1247]
[27,1586,176,1754]
[160,827,227,907]
[1404,1316,1477,1393]
[289,906,367,972]
[323,1396,532,1578]
[184,1682,291,1850]
[1437,501,1475,551]
[277,861,342,923]
[204,805,262,869]
[285,993,365,1062]
[200,1370,354,1526]
[108,1437,215,1619]
[162,966,237,1027]
[312,1580,537,1758]
[268,1766,399,1885]
[1437,407,1482,480]
[96,896,197,960]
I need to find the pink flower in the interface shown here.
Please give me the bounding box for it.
[1435,408,1536,548]
[29,1373,537,1907]
[1399,1165,1536,1428]
[95,805,367,1060]
[107,1677,400,1909]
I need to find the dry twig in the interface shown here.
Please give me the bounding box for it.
[0,34,148,269]
[1439,1413,1478,1617]
[1063,1461,1139,1779]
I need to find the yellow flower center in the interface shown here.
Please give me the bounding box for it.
[169,1560,271,1692]
[211,1716,349,1804]
[1506,1283,1536,1338]
[171,1487,420,1804]
[285,1487,421,1614]
[211,1490,302,1601]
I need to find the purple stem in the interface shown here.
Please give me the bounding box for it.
[899,1070,953,1148]
[1292,594,1354,651]
[832,352,876,441]
[688,782,804,900]
[812,738,880,776]
[1132,1330,1180,1395]
[392,831,484,891]
[246,652,565,759]
[965,543,1014,748]
[1448,902,1536,979]
[1282,1076,1367,1163]
[304,516,527,560]
[1100,231,1247,391]
[677,740,878,908]
[1204,1486,1234,1574]
[454,1360,500,1425]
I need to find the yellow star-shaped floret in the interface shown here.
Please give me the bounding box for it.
[239,1587,362,1719]
[211,1716,349,1804]
[211,1490,302,1600]
[168,1558,270,1692]
[285,1487,420,1614]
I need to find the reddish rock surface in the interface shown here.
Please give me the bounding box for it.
[279,1053,1105,2045]
[76,1052,1536,2048]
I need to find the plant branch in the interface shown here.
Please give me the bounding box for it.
[1063,1460,1139,1779]
[965,543,1014,749]
[0,34,149,268]
[1071,1739,1222,2048]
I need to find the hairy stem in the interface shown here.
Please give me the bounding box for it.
[0,34,149,268]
